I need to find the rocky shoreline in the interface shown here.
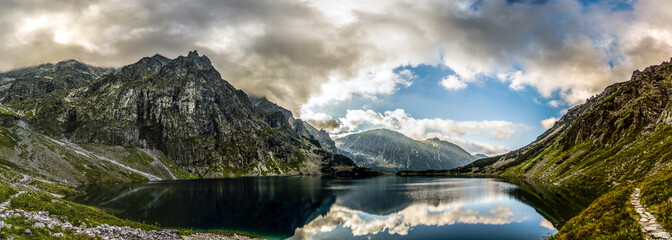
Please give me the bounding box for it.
[1,208,261,240]
[0,181,263,240]
[2,208,179,239]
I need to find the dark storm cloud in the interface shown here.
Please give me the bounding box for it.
[0,0,333,113]
[1,0,671,119]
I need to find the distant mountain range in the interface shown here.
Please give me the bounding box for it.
[0,51,378,184]
[335,129,475,172]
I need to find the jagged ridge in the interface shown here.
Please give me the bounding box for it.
[248,95,341,154]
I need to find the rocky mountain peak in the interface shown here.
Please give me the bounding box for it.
[147,54,171,63]
[53,59,95,74]
[96,54,171,88]
[159,53,222,88]
[182,50,212,67]
[133,54,171,69]
[637,58,672,79]
[0,59,114,104]
[56,59,82,65]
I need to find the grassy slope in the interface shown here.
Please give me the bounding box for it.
[80,143,197,180]
[519,124,672,238]
[0,120,199,185]
[640,168,672,231]
[0,111,248,238]
[10,191,160,230]
[0,167,162,239]
[502,124,672,195]
[451,65,672,188]
[491,123,672,239]
[0,113,205,238]
[553,167,672,239]
[550,186,642,240]
[543,124,672,238]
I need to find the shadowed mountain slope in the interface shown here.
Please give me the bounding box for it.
[336,129,475,172]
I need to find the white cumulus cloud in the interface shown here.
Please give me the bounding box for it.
[440,75,468,90]
[540,117,559,130]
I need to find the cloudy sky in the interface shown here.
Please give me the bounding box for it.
[1,0,671,155]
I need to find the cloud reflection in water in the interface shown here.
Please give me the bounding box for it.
[291,202,523,239]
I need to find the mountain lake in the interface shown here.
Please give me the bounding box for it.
[67,176,594,239]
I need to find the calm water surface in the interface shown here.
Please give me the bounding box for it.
[68,176,591,239]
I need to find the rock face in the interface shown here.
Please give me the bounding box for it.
[452,59,672,194]
[0,51,372,180]
[66,51,277,175]
[335,129,475,172]
[249,96,340,154]
[0,60,180,185]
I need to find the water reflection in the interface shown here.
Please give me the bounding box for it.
[68,176,589,239]
[292,204,521,239]
[289,177,557,239]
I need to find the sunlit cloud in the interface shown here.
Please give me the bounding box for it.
[540,117,559,130]
[440,75,467,90]
[547,100,562,108]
